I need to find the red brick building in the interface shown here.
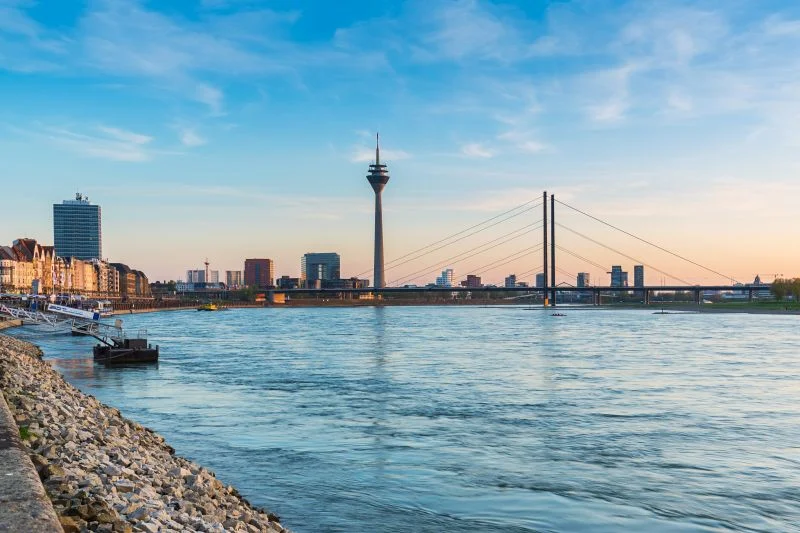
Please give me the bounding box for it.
[244,258,274,288]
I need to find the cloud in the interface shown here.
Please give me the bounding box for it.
[583,63,641,123]
[461,143,494,158]
[195,83,224,115]
[97,125,152,145]
[178,127,206,147]
[497,130,549,154]
[0,1,68,72]
[34,124,155,162]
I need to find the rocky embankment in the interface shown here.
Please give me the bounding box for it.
[0,334,288,533]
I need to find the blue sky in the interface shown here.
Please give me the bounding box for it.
[2,0,799,285]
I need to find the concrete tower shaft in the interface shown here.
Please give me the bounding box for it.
[366,133,390,288]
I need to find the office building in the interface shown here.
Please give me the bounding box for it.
[609,266,628,288]
[276,276,300,289]
[461,275,482,288]
[301,253,341,281]
[366,134,390,288]
[634,265,644,288]
[436,268,454,288]
[226,270,243,289]
[535,273,546,288]
[187,270,205,284]
[53,193,102,260]
[577,272,591,288]
[504,274,517,288]
[244,258,274,288]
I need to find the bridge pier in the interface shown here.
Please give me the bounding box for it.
[748,289,754,302]
[694,289,701,305]
[644,289,650,305]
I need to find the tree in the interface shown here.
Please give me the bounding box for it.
[772,278,788,301]
[790,278,800,303]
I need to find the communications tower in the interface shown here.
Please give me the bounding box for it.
[366,133,390,288]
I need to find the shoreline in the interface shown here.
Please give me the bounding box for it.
[0,334,288,533]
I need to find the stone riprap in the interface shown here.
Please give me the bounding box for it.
[0,334,288,533]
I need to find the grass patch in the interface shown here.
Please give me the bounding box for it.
[18,426,35,441]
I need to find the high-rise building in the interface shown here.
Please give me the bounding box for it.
[535,273,546,288]
[435,268,454,287]
[244,258,274,288]
[504,274,517,288]
[53,193,102,260]
[461,275,482,288]
[366,134,390,288]
[187,269,218,284]
[609,266,628,288]
[577,272,591,288]
[301,253,341,281]
[225,270,243,289]
[186,270,205,283]
[634,265,644,288]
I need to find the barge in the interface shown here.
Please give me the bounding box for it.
[93,337,159,364]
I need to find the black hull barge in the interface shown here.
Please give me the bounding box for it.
[93,338,159,364]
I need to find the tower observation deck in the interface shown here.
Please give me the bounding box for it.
[367,134,390,288]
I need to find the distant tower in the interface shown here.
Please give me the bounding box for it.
[366,133,390,288]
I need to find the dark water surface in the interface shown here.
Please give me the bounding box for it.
[10,307,800,532]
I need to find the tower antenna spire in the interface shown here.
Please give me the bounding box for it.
[375,132,380,165]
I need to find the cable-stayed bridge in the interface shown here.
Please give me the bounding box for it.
[280,191,766,306]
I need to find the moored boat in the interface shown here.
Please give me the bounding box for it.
[197,302,218,311]
[93,338,159,364]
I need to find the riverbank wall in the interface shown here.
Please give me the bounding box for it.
[0,334,288,533]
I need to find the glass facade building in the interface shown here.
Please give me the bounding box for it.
[301,253,341,281]
[53,193,102,260]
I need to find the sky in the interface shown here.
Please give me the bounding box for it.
[1,0,799,286]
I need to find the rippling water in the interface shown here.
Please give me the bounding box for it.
[9,307,800,532]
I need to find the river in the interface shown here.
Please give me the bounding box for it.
[10,307,800,532]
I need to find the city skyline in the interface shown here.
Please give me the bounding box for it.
[2,1,799,283]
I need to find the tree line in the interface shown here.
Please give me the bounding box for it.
[771,278,800,301]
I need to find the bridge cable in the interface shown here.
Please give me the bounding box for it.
[555,199,739,284]
[354,198,542,279]
[470,245,543,277]
[379,216,541,277]
[556,244,609,272]
[390,227,541,286]
[556,222,692,285]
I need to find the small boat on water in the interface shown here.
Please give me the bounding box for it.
[93,337,159,364]
[197,302,218,311]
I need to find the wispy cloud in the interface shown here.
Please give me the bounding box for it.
[460,143,494,158]
[97,125,152,145]
[177,127,206,147]
[497,130,549,154]
[12,123,160,162]
[0,0,68,72]
[41,125,155,162]
[194,83,225,115]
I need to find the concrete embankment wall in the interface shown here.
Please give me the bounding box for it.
[0,350,64,532]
